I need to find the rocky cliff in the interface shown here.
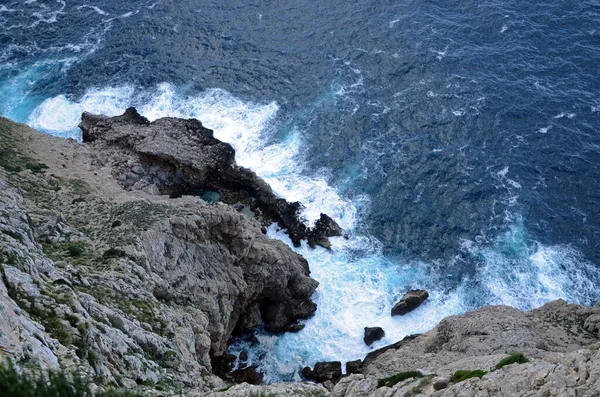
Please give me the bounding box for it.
[0,112,325,393]
[1,113,600,397]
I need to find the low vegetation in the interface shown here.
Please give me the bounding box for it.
[0,360,142,396]
[377,370,423,388]
[450,369,487,383]
[495,352,528,370]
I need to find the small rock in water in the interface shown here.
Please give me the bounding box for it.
[391,289,429,316]
[363,326,385,346]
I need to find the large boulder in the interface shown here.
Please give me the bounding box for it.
[391,289,429,316]
[302,361,343,383]
[363,327,385,346]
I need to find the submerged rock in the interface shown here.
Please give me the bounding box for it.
[363,326,385,346]
[391,289,429,316]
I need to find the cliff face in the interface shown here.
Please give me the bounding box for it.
[0,114,320,392]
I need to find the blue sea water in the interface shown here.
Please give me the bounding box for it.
[1,0,600,382]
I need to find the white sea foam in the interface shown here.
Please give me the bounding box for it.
[24,83,600,382]
[29,0,65,27]
[77,5,109,16]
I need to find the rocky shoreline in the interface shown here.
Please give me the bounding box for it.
[1,112,600,396]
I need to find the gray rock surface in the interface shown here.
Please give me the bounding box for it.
[328,300,600,397]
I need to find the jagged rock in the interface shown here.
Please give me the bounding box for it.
[79,108,342,249]
[302,361,343,383]
[331,374,376,397]
[432,376,449,390]
[7,116,600,397]
[308,213,344,249]
[346,360,363,374]
[391,289,429,316]
[363,327,385,346]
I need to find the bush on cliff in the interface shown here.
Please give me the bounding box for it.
[0,360,141,397]
[377,370,423,388]
[450,369,487,383]
[495,352,529,370]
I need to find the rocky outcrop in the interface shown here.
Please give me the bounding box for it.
[327,300,600,397]
[302,361,343,384]
[391,289,429,316]
[79,108,342,249]
[363,327,385,346]
[0,116,320,393]
[346,360,363,375]
[308,213,345,249]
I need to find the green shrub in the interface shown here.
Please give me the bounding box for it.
[25,162,49,173]
[0,360,143,396]
[102,248,126,259]
[377,370,423,388]
[495,352,528,370]
[450,369,487,383]
[67,243,85,257]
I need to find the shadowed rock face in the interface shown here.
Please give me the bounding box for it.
[79,107,342,249]
[302,361,343,383]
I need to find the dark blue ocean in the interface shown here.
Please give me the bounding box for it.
[2,0,600,382]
